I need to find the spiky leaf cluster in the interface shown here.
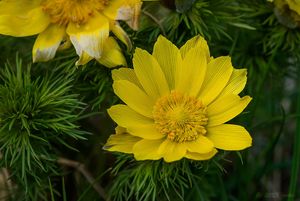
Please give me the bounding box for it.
[133,0,254,49]
[0,58,86,194]
[72,62,116,111]
[108,154,225,201]
[238,0,300,53]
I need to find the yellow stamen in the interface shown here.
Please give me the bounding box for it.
[153,91,208,143]
[42,0,109,26]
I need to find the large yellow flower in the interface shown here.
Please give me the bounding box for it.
[104,35,252,162]
[0,0,142,66]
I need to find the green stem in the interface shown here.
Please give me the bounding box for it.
[287,58,300,201]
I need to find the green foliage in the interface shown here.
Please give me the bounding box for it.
[240,0,300,53]
[71,62,116,111]
[108,154,226,201]
[0,57,87,200]
[135,0,255,48]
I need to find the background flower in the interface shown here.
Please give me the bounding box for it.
[104,35,252,162]
[271,0,300,28]
[0,0,142,66]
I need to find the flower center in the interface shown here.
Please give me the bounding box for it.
[153,91,208,143]
[42,0,109,26]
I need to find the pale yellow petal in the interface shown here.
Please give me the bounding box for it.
[0,7,50,36]
[66,12,109,60]
[123,1,142,30]
[207,95,252,127]
[180,35,210,60]
[175,44,207,96]
[152,35,182,89]
[113,80,155,118]
[112,68,143,89]
[133,48,169,99]
[97,37,127,68]
[108,104,153,128]
[198,56,233,105]
[133,138,165,160]
[185,149,217,161]
[103,133,141,153]
[103,0,142,30]
[185,135,214,154]
[110,21,132,50]
[158,140,187,162]
[32,24,66,62]
[103,0,127,20]
[127,124,165,139]
[207,124,252,151]
[218,68,248,98]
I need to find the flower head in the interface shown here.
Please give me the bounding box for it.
[271,0,300,28]
[0,0,142,66]
[104,35,252,162]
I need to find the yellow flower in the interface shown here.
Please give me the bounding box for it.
[104,35,252,162]
[271,0,300,27]
[0,0,142,66]
[286,0,300,15]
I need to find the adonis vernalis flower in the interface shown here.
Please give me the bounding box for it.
[0,0,142,66]
[104,35,252,162]
[270,0,300,27]
[275,0,300,15]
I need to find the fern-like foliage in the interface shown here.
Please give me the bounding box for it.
[0,57,87,200]
[132,0,255,49]
[108,154,225,201]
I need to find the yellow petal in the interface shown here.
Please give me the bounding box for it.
[113,80,155,118]
[133,138,165,160]
[103,133,141,154]
[207,95,252,127]
[0,7,50,36]
[185,149,217,161]
[185,135,214,154]
[112,68,143,89]
[152,35,182,89]
[103,0,142,30]
[133,48,170,99]
[115,126,127,135]
[57,37,72,51]
[123,1,142,30]
[180,35,210,60]
[97,37,127,68]
[175,44,207,96]
[75,51,93,66]
[108,104,153,127]
[198,56,233,105]
[66,12,109,60]
[103,0,127,19]
[218,69,248,98]
[287,0,300,15]
[158,140,187,162]
[110,20,132,50]
[0,0,41,15]
[127,124,165,139]
[32,24,66,62]
[207,124,252,151]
